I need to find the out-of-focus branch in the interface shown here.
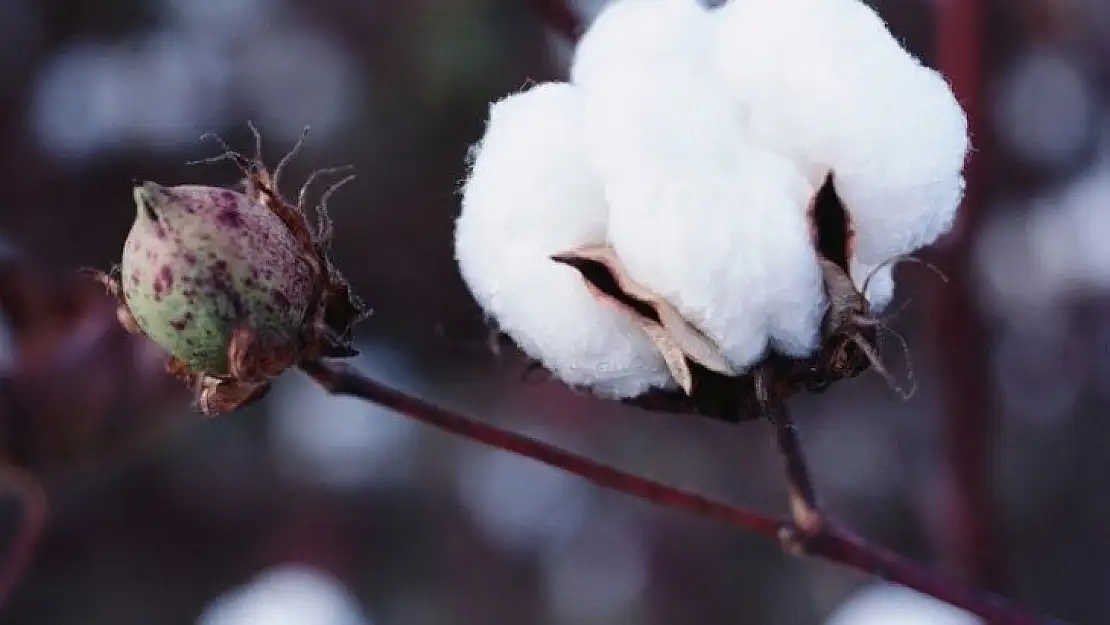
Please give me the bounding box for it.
[0,256,186,614]
[931,0,997,586]
[0,467,46,614]
[527,0,584,41]
[0,257,185,470]
[300,358,1067,625]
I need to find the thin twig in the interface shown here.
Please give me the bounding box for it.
[0,467,47,614]
[298,358,1067,625]
[772,414,824,536]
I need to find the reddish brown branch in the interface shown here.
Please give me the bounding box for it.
[931,0,997,586]
[0,467,47,614]
[299,359,1067,625]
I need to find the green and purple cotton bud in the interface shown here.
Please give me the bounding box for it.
[89,128,367,417]
[122,181,316,374]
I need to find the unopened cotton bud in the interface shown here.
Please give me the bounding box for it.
[713,0,969,309]
[571,0,826,366]
[121,182,315,373]
[454,82,674,399]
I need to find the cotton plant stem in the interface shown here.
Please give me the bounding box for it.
[298,359,1067,625]
[931,0,997,587]
[0,467,47,615]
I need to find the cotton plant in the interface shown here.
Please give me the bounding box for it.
[455,0,969,408]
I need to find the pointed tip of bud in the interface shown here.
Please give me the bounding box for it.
[132,181,167,222]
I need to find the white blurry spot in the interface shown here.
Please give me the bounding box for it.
[977,155,1110,322]
[993,47,1094,169]
[269,343,423,492]
[992,319,1082,427]
[159,0,275,39]
[541,507,648,622]
[197,564,372,625]
[30,33,231,162]
[125,32,233,148]
[30,42,129,161]
[824,583,982,625]
[807,414,902,497]
[455,424,593,555]
[975,204,1056,320]
[234,29,362,143]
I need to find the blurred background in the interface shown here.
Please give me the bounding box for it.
[0,0,1105,623]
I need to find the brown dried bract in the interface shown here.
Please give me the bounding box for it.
[551,243,886,423]
[551,245,736,395]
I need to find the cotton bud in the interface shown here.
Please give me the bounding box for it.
[89,127,367,417]
[571,0,826,368]
[121,182,316,374]
[713,0,970,310]
[455,82,675,399]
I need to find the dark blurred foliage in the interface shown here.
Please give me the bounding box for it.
[0,0,1109,624]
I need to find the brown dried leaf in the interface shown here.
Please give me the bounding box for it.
[551,245,736,395]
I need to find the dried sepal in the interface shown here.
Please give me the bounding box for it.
[616,253,882,423]
[195,375,272,418]
[551,245,735,395]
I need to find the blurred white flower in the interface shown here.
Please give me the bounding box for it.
[30,33,231,162]
[454,423,593,555]
[977,152,1110,319]
[197,564,372,625]
[158,0,276,40]
[268,342,424,492]
[541,507,648,622]
[993,47,1094,169]
[824,583,981,625]
[233,28,363,144]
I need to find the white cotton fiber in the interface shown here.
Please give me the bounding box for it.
[454,81,674,399]
[713,0,970,310]
[571,0,827,366]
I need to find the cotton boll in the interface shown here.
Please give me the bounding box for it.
[713,0,969,306]
[455,82,673,399]
[572,0,827,365]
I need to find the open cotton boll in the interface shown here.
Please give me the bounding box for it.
[571,0,827,366]
[713,0,969,310]
[454,81,674,399]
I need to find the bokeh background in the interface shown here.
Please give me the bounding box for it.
[0,0,1106,623]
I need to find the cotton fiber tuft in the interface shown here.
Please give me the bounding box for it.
[454,82,674,399]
